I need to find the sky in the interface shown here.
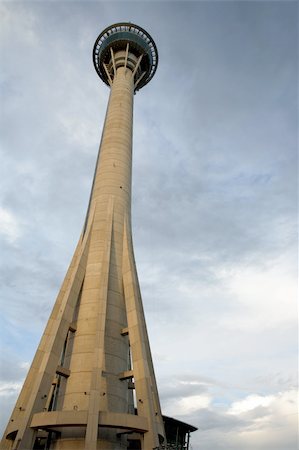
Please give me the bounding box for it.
[0,1,297,449]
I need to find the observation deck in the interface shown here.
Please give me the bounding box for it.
[93,22,158,91]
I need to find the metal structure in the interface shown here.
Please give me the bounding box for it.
[93,22,158,91]
[1,22,196,450]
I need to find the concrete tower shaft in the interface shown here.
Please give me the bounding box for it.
[1,23,165,450]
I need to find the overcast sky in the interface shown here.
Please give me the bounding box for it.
[0,1,297,449]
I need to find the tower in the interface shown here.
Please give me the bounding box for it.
[1,23,165,450]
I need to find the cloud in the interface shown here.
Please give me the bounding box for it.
[0,3,38,46]
[0,383,22,398]
[176,394,212,415]
[160,377,213,404]
[0,207,21,244]
[163,388,297,450]
[224,389,298,450]
[0,353,30,431]
[228,393,275,416]
[217,254,297,332]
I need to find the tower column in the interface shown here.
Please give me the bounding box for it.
[89,63,134,216]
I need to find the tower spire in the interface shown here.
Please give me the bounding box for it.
[1,23,165,450]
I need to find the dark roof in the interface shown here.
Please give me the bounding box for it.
[163,415,198,433]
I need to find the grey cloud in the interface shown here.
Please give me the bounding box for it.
[191,409,246,432]
[159,379,211,402]
[0,350,28,385]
